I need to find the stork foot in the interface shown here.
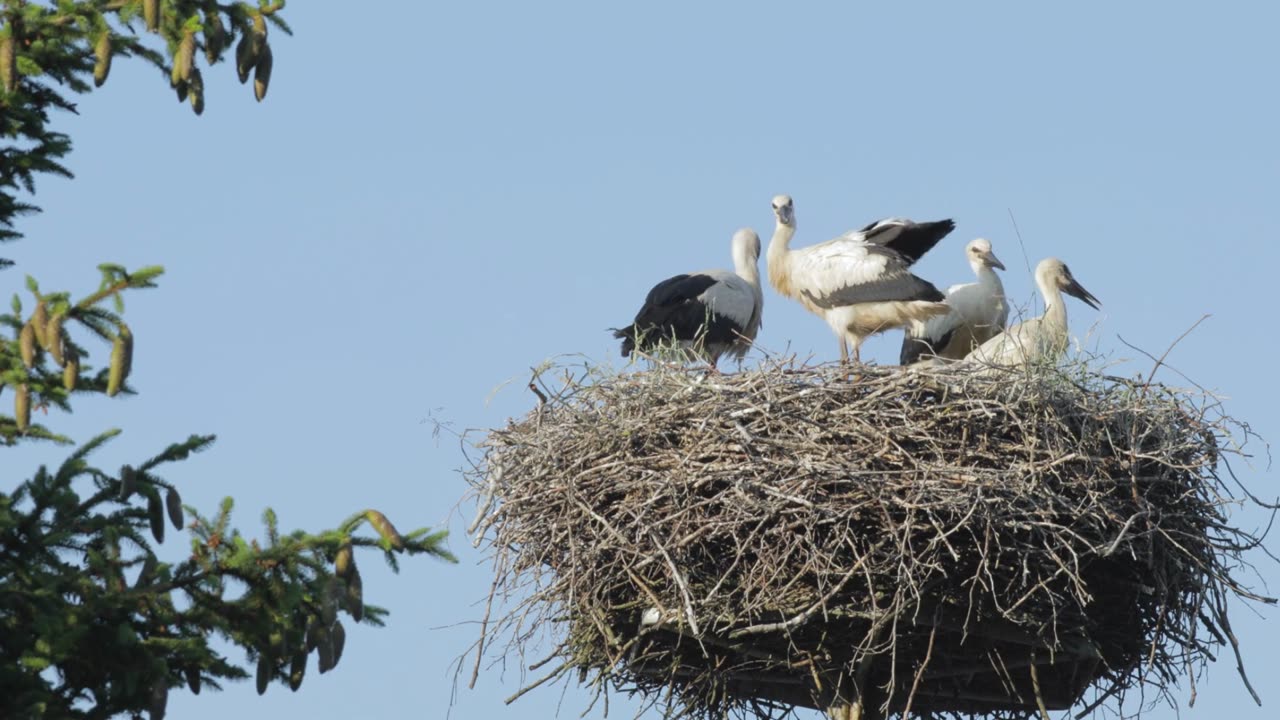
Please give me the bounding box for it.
[843,364,862,383]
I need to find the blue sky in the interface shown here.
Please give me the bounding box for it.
[7,1,1279,718]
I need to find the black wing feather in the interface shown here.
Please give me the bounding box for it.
[641,273,718,308]
[614,274,739,356]
[883,219,955,265]
[900,326,955,365]
[859,218,887,233]
[803,272,944,310]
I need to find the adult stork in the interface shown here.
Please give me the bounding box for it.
[613,228,763,371]
[900,238,1009,364]
[766,194,955,364]
[966,257,1100,368]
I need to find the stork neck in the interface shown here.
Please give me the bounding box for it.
[735,256,761,288]
[766,221,795,294]
[1037,274,1067,329]
[975,264,1004,295]
[762,221,793,266]
[767,221,795,263]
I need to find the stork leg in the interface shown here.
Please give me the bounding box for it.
[847,336,865,382]
[839,339,849,365]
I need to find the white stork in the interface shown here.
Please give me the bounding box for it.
[900,238,1009,364]
[614,228,763,371]
[966,257,1100,368]
[766,194,955,364]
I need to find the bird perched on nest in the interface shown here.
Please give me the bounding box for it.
[966,257,1100,368]
[901,238,1009,364]
[613,228,763,371]
[766,194,955,364]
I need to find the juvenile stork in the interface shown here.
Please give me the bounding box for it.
[614,228,763,371]
[901,238,1009,364]
[966,257,1100,368]
[766,194,955,364]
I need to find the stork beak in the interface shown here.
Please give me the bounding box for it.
[775,205,794,226]
[985,251,1006,271]
[1064,276,1100,309]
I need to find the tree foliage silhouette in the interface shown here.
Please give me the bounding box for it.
[2,3,455,718]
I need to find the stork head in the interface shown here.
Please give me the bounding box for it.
[731,227,762,261]
[1038,258,1100,309]
[966,238,1006,271]
[771,195,794,227]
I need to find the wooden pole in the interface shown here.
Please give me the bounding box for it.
[823,665,885,720]
[823,671,853,720]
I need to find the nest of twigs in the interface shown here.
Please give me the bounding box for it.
[464,358,1274,720]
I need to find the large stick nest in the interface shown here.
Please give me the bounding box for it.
[465,359,1274,719]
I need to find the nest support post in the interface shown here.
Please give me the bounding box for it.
[824,621,888,720]
[824,669,886,720]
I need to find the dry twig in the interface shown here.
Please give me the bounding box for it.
[464,357,1273,720]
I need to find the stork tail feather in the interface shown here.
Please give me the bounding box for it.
[611,326,636,357]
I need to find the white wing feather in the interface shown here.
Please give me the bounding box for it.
[785,240,895,300]
[698,275,758,330]
[839,219,910,246]
[915,305,965,345]
[948,283,1007,338]
[929,277,1007,339]
[968,317,1045,365]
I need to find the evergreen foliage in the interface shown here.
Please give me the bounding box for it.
[2,3,457,717]
[2,430,455,718]
[3,265,160,443]
[2,0,289,249]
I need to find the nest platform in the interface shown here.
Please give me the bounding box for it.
[466,360,1273,719]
